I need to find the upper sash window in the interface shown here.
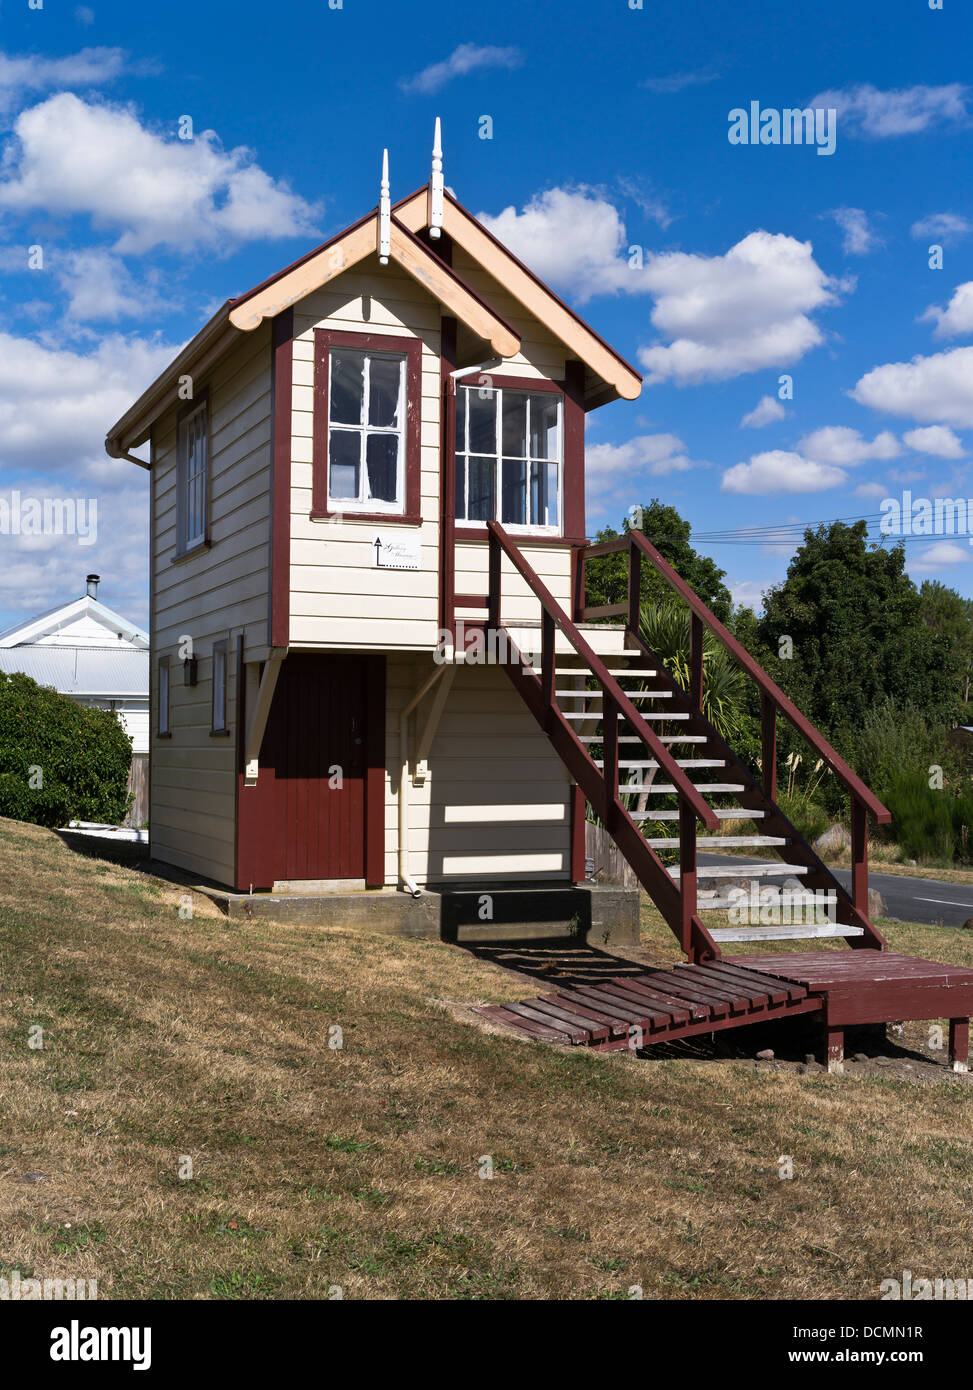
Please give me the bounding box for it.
[454,384,562,532]
[327,347,407,513]
[177,399,209,552]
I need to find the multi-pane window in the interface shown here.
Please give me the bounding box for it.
[178,402,208,550]
[454,386,561,531]
[328,348,406,512]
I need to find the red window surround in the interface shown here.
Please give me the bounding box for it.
[310,327,423,525]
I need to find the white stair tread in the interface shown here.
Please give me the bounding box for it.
[596,758,725,769]
[708,924,864,942]
[554,667,657,676]
[556,689,673,699]
[668,862,809,880]
[637,782,744,793]
[578,735,707,745]
[638,808,767,821]
[566,711,689,721]
[647,835,789,849]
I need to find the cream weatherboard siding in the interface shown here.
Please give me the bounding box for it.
[384,654,573,887]
[288,258,442,650]
[149,323,273,884]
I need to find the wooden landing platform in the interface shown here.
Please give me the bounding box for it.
[472,959,822,1053]
[472,951,973,1068]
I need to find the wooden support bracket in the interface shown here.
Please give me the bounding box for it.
[244,648,287,784]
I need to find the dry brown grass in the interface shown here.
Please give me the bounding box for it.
[1,815,972,1301]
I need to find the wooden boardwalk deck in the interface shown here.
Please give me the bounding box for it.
[472,959,822,1053]
[472,950,973,1070]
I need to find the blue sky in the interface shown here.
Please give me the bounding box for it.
[1,0,972,629]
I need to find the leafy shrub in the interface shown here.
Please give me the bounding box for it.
[0,672,132,828]
[882,771,973,866]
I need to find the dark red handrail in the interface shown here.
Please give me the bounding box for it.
[487,521,719,831]
[583,530,891,825]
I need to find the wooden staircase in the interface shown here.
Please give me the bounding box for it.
[482,521,892,964]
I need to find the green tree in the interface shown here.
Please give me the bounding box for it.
[584,500,733,623]
[757,522,958,744]
[919,579,973,710]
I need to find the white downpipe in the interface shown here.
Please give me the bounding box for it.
[399,665,448,896]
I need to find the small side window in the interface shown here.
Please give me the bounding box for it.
[211,641,228,735]
[158,657,170,736]
[177,396,209,554]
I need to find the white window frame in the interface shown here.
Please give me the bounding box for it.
[178,400,209,552]
[327,348,407,515]
[455,385,563,535]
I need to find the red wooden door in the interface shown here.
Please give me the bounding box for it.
[236,653,383,888]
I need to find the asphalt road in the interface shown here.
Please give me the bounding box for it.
[697,854,973,928]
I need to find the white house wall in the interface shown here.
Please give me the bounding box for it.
[149,322,273,884]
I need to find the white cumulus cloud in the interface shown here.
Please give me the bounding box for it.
[478,186,644,303]
[637,232,843,384]
[902,424,965,457]
[0,45,125,115]
[922,281,973,339]
[0,92,320,253]
[797,426,900,466]
[851,346,973,429]
[911,541,971,570]
[825,207,881,255]
[400,43,522,95]
[721,450,847,495]
[910,212,972,244]
[810,83,969,137]
[741,395,787,428]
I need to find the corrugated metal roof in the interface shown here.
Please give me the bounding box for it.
[0,646,149,697]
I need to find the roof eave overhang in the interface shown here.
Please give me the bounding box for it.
[394,187,643,406]
[105,302,237,457]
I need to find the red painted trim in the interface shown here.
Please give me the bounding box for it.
[364,654,386,887]
[233,635,245,889]
[311,327,422,522]
[454,528,586,547]
[309,510,423,526]
[562,360,586,544]
[269,308,294,649]
[440,315,457,637]
[570,783,586,884]
[453,372,562,393]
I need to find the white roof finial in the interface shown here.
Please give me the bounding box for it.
[429,117,444,239]
[378,147,391,265]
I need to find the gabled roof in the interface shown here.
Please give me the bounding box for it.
[0,595,149,649]
[394,187,642,405]
[0,646,149,698]
[105,182,642,458]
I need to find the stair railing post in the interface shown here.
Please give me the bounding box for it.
[487,527,501,634]
[627,535,642,637]
[851,795,868,914]
[689,613,704,713]
[761,691,777,802]
[679,797,697,957]
[602,690,619,828]
[541,609,555,720]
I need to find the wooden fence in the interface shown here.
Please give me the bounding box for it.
[585,820,638,889]
[123,754,148,828]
